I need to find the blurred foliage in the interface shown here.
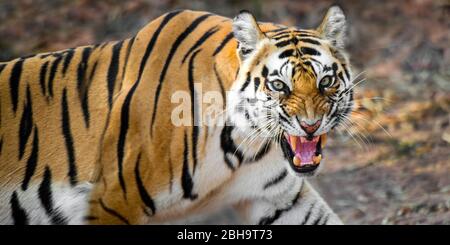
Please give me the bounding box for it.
[0,0,449,224]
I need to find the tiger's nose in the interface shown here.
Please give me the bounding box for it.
[300,119,322,134]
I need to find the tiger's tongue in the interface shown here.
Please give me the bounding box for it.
[287,135,324,166]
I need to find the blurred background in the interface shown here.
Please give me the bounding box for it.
[0,0,448,224]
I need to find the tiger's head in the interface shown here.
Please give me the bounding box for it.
[228,6,354,177]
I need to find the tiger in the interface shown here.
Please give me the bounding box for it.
[0,6,354,225]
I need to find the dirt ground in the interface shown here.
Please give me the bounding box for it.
[1,0,449,224]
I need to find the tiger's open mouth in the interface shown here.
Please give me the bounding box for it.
[281,133,327,175]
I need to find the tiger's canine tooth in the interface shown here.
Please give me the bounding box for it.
[290,135,297,151]
[293,156,301,166]
[313,154,322,164]
[321,134,327,148]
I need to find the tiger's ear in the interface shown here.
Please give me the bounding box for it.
[232,10,266,61]
[317,6,347,49]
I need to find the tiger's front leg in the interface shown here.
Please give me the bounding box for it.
[235,180,342,225]
[86,166,153,225]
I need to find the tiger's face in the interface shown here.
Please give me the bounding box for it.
[229,7,353,177]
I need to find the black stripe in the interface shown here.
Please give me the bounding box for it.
[61,88,78,186]
[258,190,301,225]
[275,39,293,48]
[309,57,322,66]
[77,47,92,128]
[343,92,354,117]
[273,34,291,40]
[269,69,279,76]
[39,61,49,96]
[338,72,345,85]
[254,77,260,91]
[0,137,3,155]
[319,213,331,225]
[220,126,243,170]
[107,41,124,109]
[279,114,291,126]
[247,140,271,162]
[270,31,292,38]
[299,38,321,45]
[82,60,99,124]
[120,37,135,91]
[263,169,288,190]
[258,208,284,225]
[304,61,317,78]
[89,61,98,84]
[342,64,350,80]
[48,55,62,98]
[188,49,201,172]
[213,63,226,106]
[18,86,33,160]
[279,49,295,59]
[137,11,183,83]
[280,106,290,118]
[213,32,234,56]
[116,10,183,198]
[84,215,98,221]
[168,156,174,193]
[9,59,24,113]
[328,102,340,120]
[181,132,198,200]
[300,202,316,225]
[134,153,156,215]
[116,80,139,198]
[150,13,211,137]
[264,27,288,34]
[38,166,68,225]
[21,127,39,191]
[62,48,74,75]
[10,191,29,225]
[240,73,251,92]
[297,33,316,38]
[99,198,130,225]
[332,62,338,75]
[244,108,251,120]
[262,66,269,77]
[182,26,219,64]
[311,209,324,225]
[279,60,289,75]
[141,207,151,217]
[300,47,321,56]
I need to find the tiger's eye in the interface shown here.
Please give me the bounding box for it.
[271,80,285,91]
[319,76,333,88]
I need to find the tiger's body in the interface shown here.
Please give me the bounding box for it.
[0,8,353,225]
